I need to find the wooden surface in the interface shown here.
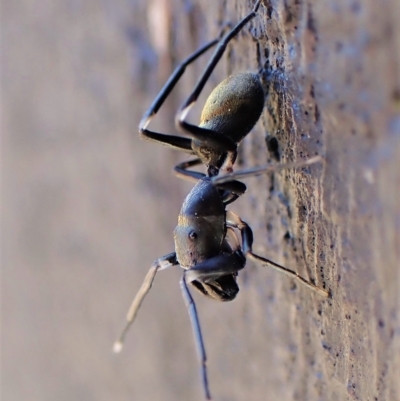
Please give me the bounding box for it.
[2,0,400,400]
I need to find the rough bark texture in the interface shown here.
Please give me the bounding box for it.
[2,1,399,401]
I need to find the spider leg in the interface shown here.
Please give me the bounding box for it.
[180,274,211,399]
[185,252,246,284]
[174,158,206,182]
[174,159,247,204]
[211,155,323,185]
[178,0,261,115]
[173,159,249,202]
[180,251,246,400]
[113,252,178,353]
[176,0,262,173]
[217,180,247,205]
[139,39,219,152]
[226,211,330,297]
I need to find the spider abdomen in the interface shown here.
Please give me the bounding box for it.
[200,72,265,143]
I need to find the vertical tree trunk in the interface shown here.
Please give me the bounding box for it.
[3,1,399,400]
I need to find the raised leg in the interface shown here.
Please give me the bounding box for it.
[180,274,211,400]
[226,211,330,297]
[113,252,178,353]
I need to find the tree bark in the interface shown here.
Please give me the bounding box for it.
[2,0,399,400]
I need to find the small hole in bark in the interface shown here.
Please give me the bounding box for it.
[266,136,280,161]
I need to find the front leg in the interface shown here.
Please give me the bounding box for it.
[215,180,247,205]
[185,251,246,284]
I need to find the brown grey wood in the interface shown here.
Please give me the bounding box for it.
[2,1,399,401]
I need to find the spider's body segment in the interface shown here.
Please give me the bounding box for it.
[174,177,242,302]
[200,72,265,141]
[193,72,265,170]
[174,178,226,269]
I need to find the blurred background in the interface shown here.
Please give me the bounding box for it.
[2,0,400,400]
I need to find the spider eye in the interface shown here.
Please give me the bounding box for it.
[189,231,198,240]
